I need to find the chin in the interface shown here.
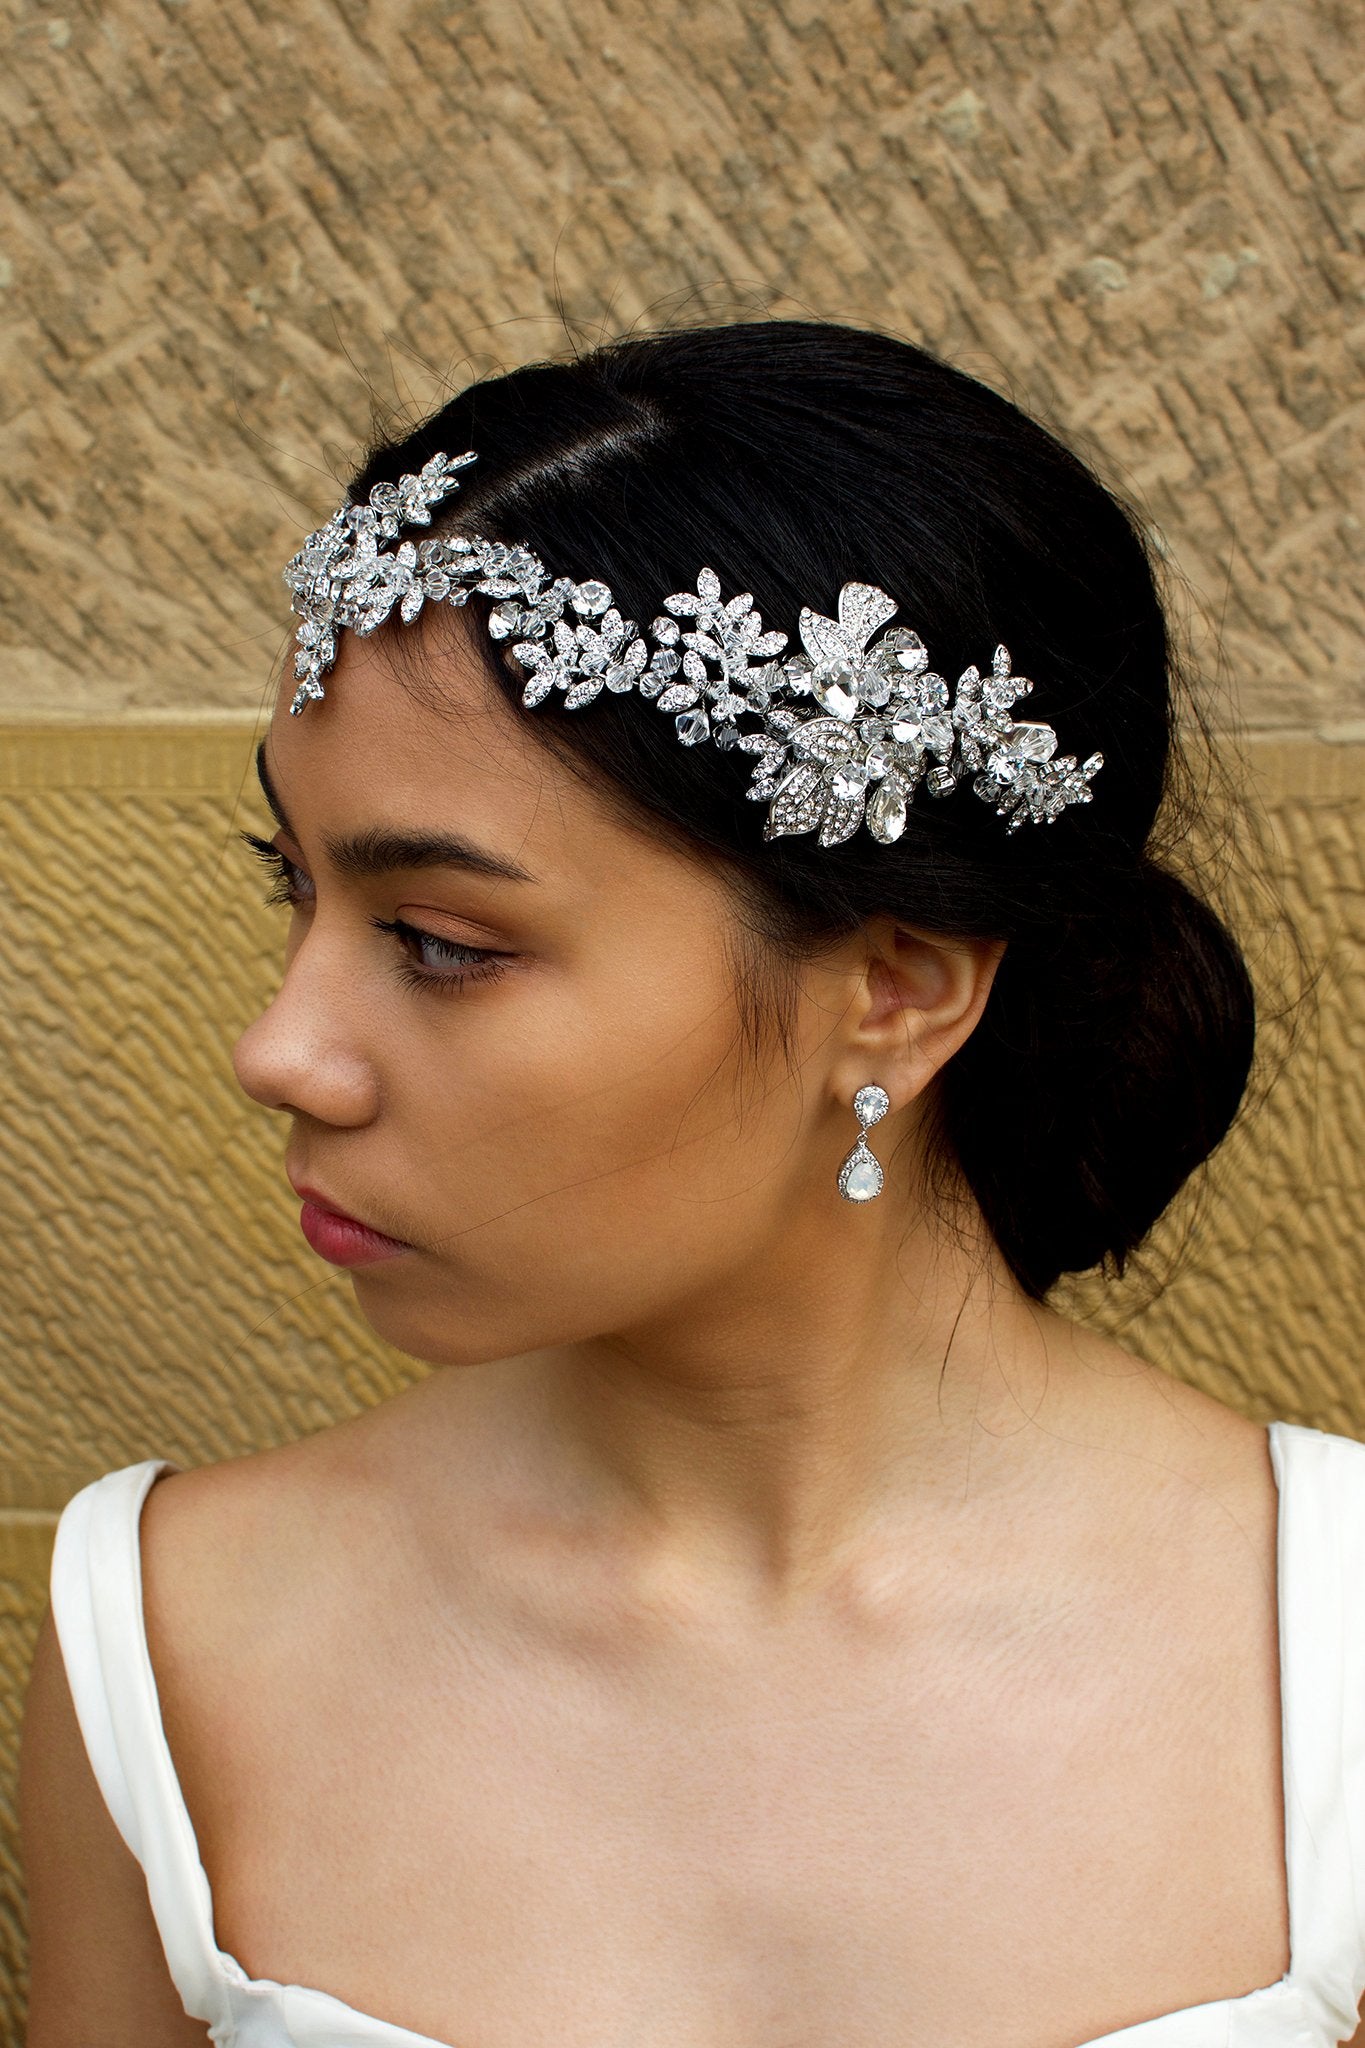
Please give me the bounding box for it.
[348,1283,524,1371]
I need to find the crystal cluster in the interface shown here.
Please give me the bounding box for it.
[283,448,1103,847]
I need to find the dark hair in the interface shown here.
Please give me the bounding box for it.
[344,318,1258,1302]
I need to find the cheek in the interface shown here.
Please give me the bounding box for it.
[374,943,801,1342]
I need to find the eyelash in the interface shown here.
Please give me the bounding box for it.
[238,832,510,995]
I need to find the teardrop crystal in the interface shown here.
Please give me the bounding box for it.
[854,1084,890,1125]
[811,659,859,722]
[866,778,907,843]
[839,1138,884,1202]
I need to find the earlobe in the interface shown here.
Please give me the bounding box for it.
[838,923,1006,1109]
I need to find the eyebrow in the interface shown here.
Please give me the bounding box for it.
[254,739,537,887]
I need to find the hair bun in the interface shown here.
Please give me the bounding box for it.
[943,859,1256,1296]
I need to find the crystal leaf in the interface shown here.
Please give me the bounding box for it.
[837,582,898,646]
[521,669,557,708]
[697,567,721,603]
[657,683,700,712]
[563,675,604,709]
[766,762,825,837]
[791,716,860,766]
[798,607,855,668]
[738,733,785,762]
[818,786,866,847]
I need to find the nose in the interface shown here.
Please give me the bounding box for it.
[232,939,380,1128]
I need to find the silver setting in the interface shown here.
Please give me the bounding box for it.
[283,449,1104,846]
[838,1085,891,1203]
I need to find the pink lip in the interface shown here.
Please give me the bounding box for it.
[291,1183,412,1267]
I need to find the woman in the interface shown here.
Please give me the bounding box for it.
[20,319,1364,2046]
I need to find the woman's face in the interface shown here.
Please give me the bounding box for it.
[233,615,863,1368]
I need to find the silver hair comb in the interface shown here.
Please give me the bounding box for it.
[282,448,1103,847]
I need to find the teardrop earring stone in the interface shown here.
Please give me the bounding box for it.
[838,1136,884,1202]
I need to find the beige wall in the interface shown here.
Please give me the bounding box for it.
[2,0,1361,2032]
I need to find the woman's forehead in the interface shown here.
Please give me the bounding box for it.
[266,619,713,911]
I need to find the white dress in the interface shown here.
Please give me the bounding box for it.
[47,1420,1365,2047]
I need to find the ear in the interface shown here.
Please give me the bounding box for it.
[826,915,1006,1116]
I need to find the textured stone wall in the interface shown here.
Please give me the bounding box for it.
[2,0,1362,2030]
[1,0,1361,732]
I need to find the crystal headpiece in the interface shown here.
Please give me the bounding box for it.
[282,448,1103,847]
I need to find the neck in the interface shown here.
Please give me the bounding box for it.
[456,1198,1093,1609]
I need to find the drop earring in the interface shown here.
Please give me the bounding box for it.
[837,1085,890,1202]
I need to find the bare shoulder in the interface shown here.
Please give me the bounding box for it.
[1032,1309,1280,1540]
[139,1395,425,1678]
[1042,1310,1270,1449]
[138,1360,525,1645]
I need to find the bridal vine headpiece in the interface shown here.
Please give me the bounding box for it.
[282,448,1103,848]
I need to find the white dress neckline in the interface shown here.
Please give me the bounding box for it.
[50,1417,1365,2047]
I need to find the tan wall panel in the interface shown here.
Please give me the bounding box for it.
[2,0,1361,733]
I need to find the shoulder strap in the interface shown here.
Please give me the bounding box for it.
[49,1462,235,2030]
[1269,1420,1365,2040]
